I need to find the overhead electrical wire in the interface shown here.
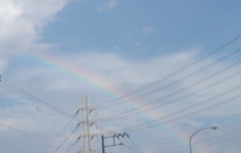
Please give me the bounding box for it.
[0,7,240,153]
[153,125,240,152]
[97,15,241,153]
[99,50,241,121]
[118,38,241,104]
[97,126,141,153]
[157,125,241,152]
[122,86,241,132]
[0,123,81,149]
[96,80,241,149]
[52,122,81,153]
[222,141,241,153]
[123,117,241,152]
[0,78,81,121]
[206,136,241,146]
[173,2,238,48]
[126,136,143,153]
[93,33,241,109]
[170,131,241,153]
[99,102,241,149]
[119,145,125,153]
[114,136,138,153]
[194,127,241,145]
[101,64,241,123]
[0,53,240,152]
[42,109,80,153]
[135,115,241,148]
[1,4,240,153]
[63,138,81,153]
[125,92,241,133]
[92,2,241,109]
[122,138,141,153]
[0,79,82,153]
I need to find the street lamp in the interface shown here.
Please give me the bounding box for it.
[189,126,217,153]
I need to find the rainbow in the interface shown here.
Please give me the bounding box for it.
[28,51,209,153]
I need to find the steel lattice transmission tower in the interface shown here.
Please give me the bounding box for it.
[78,95,98,153]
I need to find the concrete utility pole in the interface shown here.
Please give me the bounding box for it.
[101,133,128,153]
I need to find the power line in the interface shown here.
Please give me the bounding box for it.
[0,78,81,120]
[93,34,241,109]
[135,117,241,148]
[100,52,241,121]
[151,123,241,153]
[101,64,241,124]
[63,138,81,153]
[194,127,241,145]
[42,109,80,153]
[123,85,241,132]
[126,136,142,153]
[120,137,140,153]
[52,126,79,153]
[163,131,241,153]
[173,2,239,48]
[221,140,241,152]
[0,123,80,149]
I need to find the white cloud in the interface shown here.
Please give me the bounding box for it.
[185,121,204,128]
[0,58,8,74]
[97,0,118,12]
[0,0,68,57]
[134,42,141,47]
[2,48,241,153]
[0,1,239,152]
[142,27,154,34]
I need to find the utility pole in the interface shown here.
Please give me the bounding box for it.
[78,95,97,153]
[101,133,128,153]
[101,135,105,153]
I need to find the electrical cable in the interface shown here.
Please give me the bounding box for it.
[156,126,241,153]
[99,53,241,121]
[158,125,241,152]
[173,2,239,48]
[194,126,241,145]
[119,144,125,153]
[121,138,140,153]
[102,66,241,125]
[52,122,81,153]
[1,15,241,153]
[126,136,143,153]
[42,109,80,153]
[206,136,241,146]
[168,133,241,153]
[63,138,80,153]
[121,46,240,102]
[108,109,241,151]
[123,87,241,132]
[0,78,81,120]
[93,34,241,108]
[0,123,81,148]
[197,13,241,45]
[98,127,138,153]
[135,119,241,148]
[222,140,241,152]
[117,137,138,153]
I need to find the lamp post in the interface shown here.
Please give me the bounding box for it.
[189,126,217,153]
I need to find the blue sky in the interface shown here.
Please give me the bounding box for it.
[41,0,241,58]
[1,0,241,153]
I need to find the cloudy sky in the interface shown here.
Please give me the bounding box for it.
[1,0,241,153]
